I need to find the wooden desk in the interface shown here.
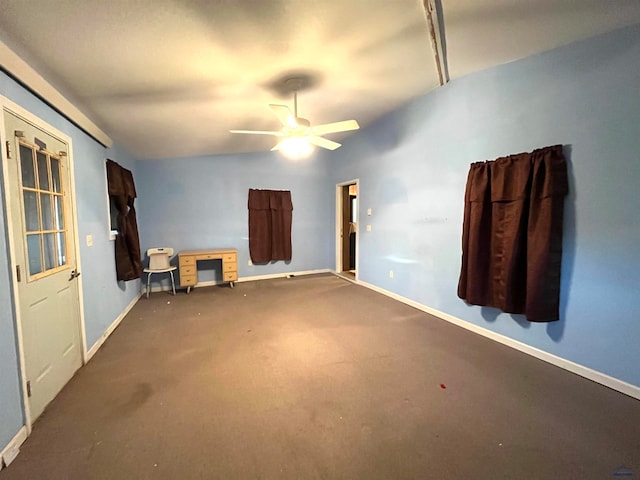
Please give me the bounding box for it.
[178,248,238,293]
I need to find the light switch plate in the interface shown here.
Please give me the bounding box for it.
[366,225,372,232]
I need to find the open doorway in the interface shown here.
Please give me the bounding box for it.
[336,180,358,280]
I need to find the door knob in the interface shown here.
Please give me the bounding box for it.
[68,269,81,281]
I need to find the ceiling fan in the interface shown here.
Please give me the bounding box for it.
[230,84,360,154]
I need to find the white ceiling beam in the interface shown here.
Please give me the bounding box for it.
[423,0,449,86]
[0,40,112,148]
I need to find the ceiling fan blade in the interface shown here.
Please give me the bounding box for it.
[308,136,342,151]
[269,104,298,128]
[229,130,284,136]
[310,119,360,136]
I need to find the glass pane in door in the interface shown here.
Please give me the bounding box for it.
[56,232,67,266]
[23,191,40,231]
[26,234,42,275]
[37,151,50,190]
[51,157,61,193]
[20,144,35,188]
[43,233,56,270]
[41,194,53,230]
[53,195,64,230]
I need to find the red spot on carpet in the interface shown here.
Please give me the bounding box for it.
[440,384,446,389]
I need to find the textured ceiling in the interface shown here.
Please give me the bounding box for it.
[1,0,639,159]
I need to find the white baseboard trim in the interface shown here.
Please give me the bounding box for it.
[85,292,143,362]
[145,269,333,292]
[334,272,358,284]
[0,426,27,470]
[356,278,640,401]
[237,269,331,283]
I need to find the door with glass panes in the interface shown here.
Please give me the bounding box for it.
[3,107,82,422]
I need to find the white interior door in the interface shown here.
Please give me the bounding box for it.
[3,108,82,422]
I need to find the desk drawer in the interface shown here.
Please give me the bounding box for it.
[223,271,237,282]
[180,266,196,276]
[196,253,220,261]
[179,256,195,266]
[223,253,237,263]
[223,262,236,273]
[181,274,197,286]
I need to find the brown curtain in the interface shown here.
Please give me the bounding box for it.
[457,145,568,322]
[106,159,142,281]
[248,189,293,263]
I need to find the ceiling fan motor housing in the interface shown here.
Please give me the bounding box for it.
[295,117,310,127]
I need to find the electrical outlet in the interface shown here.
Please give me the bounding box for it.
[86,234,93,246]
[366,225,372,232]
[248,260,253,266]
[389,270,394,279]
[367,208,372,216]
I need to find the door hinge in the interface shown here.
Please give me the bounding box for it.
[26,380,32,398]
[5,140,11,159]
[16,265,21,282]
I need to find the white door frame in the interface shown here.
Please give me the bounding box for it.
[1,96,87,432]
[335,178,359,280]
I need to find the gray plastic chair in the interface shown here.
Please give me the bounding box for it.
[144,247,177,298]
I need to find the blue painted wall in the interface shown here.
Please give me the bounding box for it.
[329,24,640,387]
[76,142,140,347]
[0,72,140,449]
[136,151,333,284]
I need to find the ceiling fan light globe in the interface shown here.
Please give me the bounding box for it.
[279,136,314,160]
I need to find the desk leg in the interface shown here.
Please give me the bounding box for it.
[187,286,191,294]
[230,282,234,288]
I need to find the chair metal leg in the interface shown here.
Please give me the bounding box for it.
[146,272,151,298]
[170,271,176,296]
